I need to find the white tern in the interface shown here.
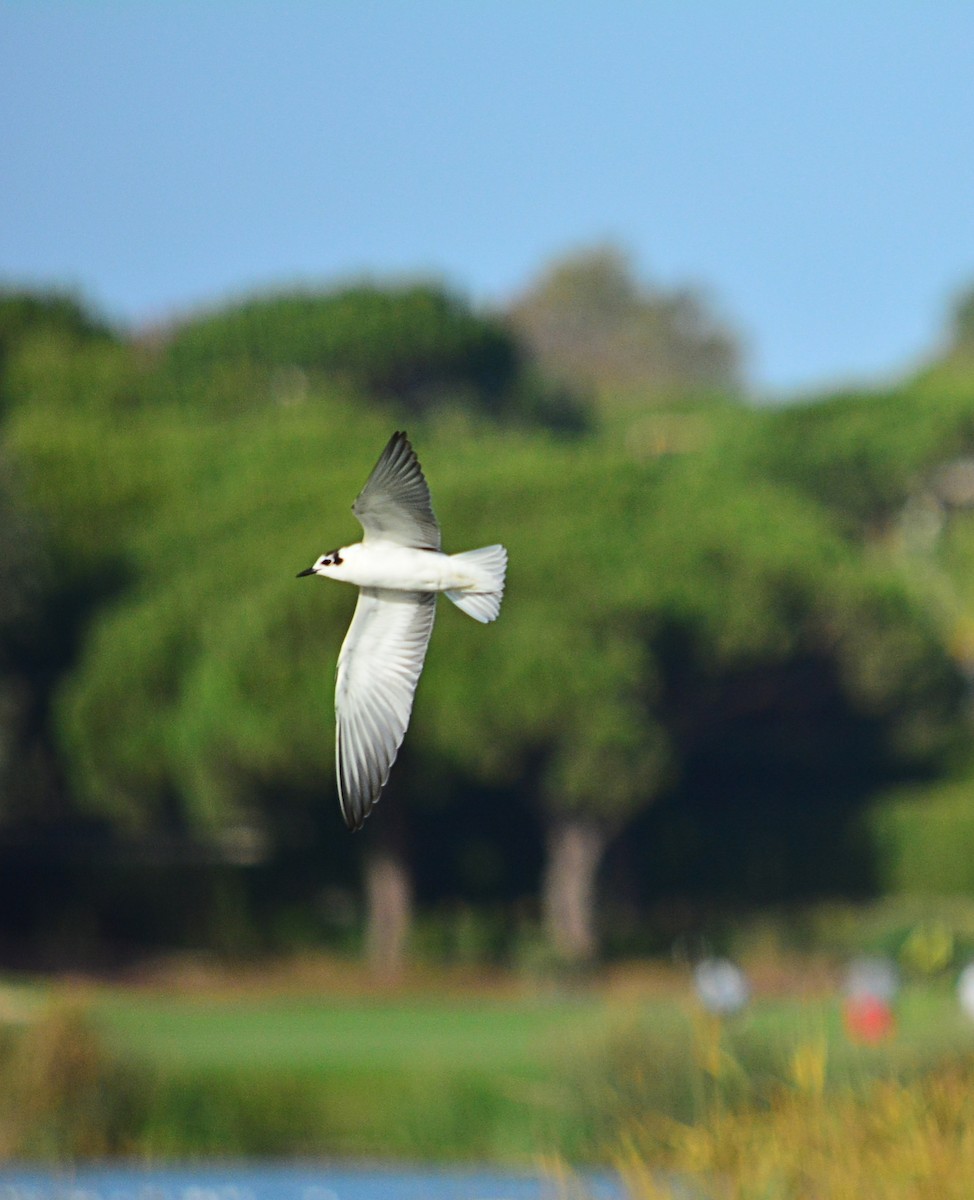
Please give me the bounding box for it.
[298,431,507,830]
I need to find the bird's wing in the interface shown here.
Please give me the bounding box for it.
[335,586,437,830]
[352,430,441,550]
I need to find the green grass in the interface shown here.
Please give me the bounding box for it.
[4,974,974,1163]
[77,989,621,1160]
[90,993,611,1078]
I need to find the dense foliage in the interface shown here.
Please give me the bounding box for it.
[2,278,974,964]
[157,283,588,430]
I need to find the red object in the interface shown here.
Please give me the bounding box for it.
[843,994,895,1043]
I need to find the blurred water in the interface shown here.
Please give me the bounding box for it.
[0,1163,630,1200]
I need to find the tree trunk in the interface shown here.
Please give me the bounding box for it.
[364,847,412,979]
[541,815,608,963]
[363,804,413,979]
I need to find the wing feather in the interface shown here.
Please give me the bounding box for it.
[335,586,437,830]
[352,430,441,549]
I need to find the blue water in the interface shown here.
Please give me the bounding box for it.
[0,1162,630,1200]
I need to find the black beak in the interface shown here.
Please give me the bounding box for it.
[296,567,316,578]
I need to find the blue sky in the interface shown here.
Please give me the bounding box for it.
[2,3,973,396]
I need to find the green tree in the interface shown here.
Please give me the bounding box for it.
[34,398,964,963]
[0,288,115,415]
[736,384,974,538]
[0,290,129,843]
[158,283,587,428]
[6,280,970,968]
[945,285,974,361]
[418,432,963,960]
[0,452,33,810]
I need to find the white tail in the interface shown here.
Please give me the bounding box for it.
[445,544,507,623]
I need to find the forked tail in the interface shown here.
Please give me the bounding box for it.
[445,544,507,623]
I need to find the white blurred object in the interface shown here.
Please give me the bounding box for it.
[693,957,750,1015]
[844,955,899,1003]
[957,961,974,1022]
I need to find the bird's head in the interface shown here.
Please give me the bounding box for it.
[297,548,345,578]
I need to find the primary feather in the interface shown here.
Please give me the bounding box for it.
[352,430,441,550]
[336,588,436,831]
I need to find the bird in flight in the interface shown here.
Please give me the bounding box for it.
[298,431,507,830]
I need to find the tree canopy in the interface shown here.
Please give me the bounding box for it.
[156,283,588,431]
[2,273,974,962]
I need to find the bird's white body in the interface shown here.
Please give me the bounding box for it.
[298,431,506,830]
[318,540,495,594]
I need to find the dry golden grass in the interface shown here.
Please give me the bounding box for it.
[72,949,546,1000]
[617,1055,974,1199]
[0,1001,149,1158]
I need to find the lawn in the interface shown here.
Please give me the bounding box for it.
[4,967,974,1164]
[86,976,974,1088]
[78,984,631,1160]
[89,992,616,1078]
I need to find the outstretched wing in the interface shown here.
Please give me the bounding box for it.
[335,586,437,830]
[352,430,441,550]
